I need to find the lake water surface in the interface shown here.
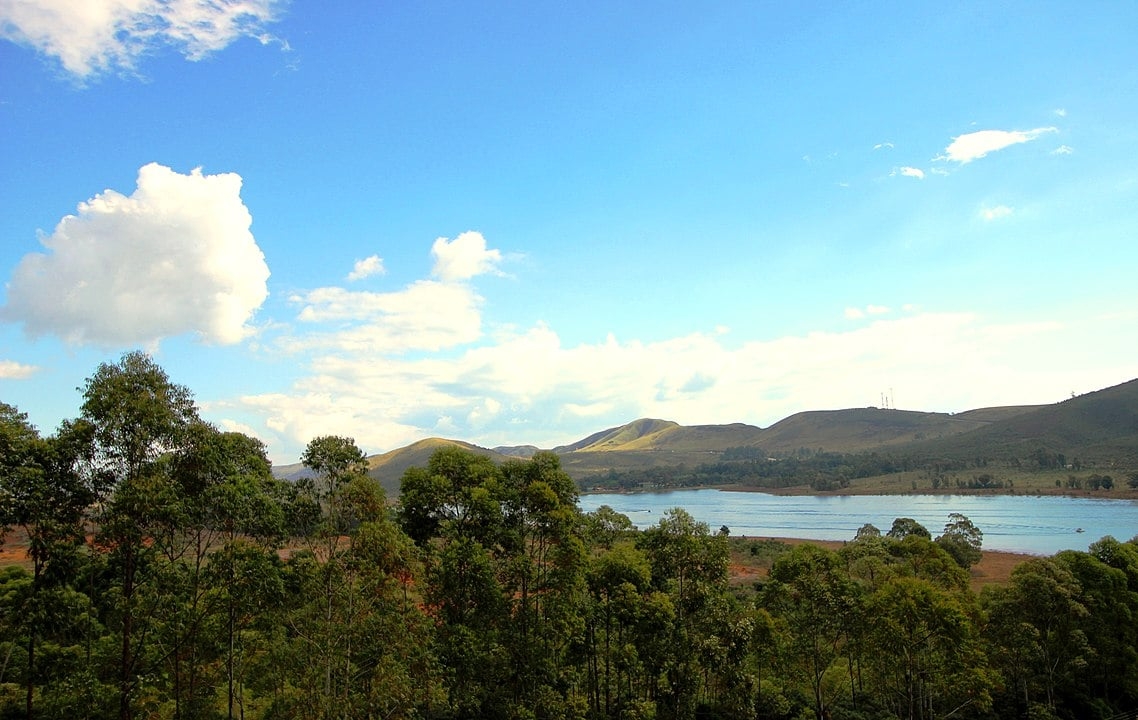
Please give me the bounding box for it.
[578,489,1138,555]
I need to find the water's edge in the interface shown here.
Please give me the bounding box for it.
[578,489,1138,555]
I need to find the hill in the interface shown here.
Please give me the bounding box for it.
[907,378,1138,466]
[552,418,681,453]
[273,378,1138,491]
[274,438,512,496]
[754,406,1038,454]
[366,438,512,495]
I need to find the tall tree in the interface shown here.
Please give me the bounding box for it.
[763,543,858,720]
[983,557,1091,716]
[935,513,984,569]
[2,405,102,718]
[80,351,199,720]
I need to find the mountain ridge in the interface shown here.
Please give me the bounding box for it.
[273,377,1138,493]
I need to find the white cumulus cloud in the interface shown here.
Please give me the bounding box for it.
[1,163,270,347]
[0,360,39,379]
[431,231,503,281]
[943,127,1058,164]
[0,0,285,79]
[895,166,925,180]
[347,255,385,281]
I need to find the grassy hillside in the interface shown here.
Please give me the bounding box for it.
[553,418,680,453]
[905,379,1138,466]
[273,378,1138,493]
[366,438,512,495]
[753,407,1006,454]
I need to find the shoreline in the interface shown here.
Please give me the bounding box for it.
[581,483,1138,501]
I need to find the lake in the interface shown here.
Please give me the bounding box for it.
[577,489,1138,555]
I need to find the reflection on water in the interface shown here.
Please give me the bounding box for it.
[578,489,1138,555]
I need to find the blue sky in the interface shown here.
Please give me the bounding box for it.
[2,1,1136,464]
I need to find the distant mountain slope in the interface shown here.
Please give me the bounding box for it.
[553,418,680,453]
[753,406,1036,454]
[272,378,1138,489]
[493,445,540,458]
[908,378,1138,464]
[367,438,511,495]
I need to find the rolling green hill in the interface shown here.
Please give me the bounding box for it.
[366,438,512,495]
[273,378,1138,491]
[905,378,1138,466]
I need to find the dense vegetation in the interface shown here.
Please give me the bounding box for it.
[577,447,1135,494]
[2,353,1138,720]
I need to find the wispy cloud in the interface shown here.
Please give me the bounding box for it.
[892,166,925,180]
[981,205,1014,221]
[0,360,39,379]
[347,255,385,281]
[0,163,269,347]
[845,305,891,320]
[285,281,484,354]
[0,0,286,79]
[873,142,894,151]
[1051,145,1074,156]
[943,127,1058,164]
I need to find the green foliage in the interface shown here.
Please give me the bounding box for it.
[935,512,984,568]
[886,517,931,540]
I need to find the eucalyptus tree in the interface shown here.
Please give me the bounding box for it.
[864,576,992,720]
[286,434,379,716]
[934,513,984,569]
[1,405,102,718]
[80,351,199,720]
[583,540,652,716]
[159,424,285,719]
[399,447,591,717]
[1087,536,1138,710]
[638,508,730,718]
[1053,544,1138,715]
[887,517,931,541]
[983,557,1091,716]
[762,543,859,720]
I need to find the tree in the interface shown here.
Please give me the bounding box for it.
[584,542,652,716]
[983,557,1091,715]
[160,423,285,719]
[300,434,370,540]
[80,351,199,720]
[865,577,992,719]
[935,513,984,569]
[2,406,103,718]
[762,544,858,720]
[398,445,501,547]
[584,505,636,549]
[1055,545,1138,715]
[887,517,931,540]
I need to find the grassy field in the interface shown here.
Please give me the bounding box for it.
[733,467,1138,500]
